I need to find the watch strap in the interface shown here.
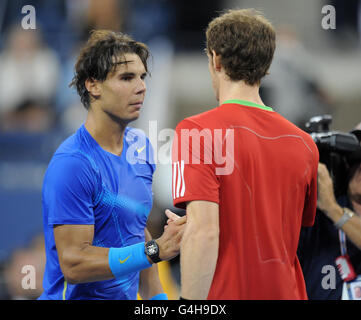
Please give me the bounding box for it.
[334,207,354,229]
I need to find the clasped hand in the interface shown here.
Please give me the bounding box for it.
[155,209,186,261]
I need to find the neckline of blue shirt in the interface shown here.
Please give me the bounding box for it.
[81,124,127,161]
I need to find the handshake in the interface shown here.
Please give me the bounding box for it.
[153,209,187,261]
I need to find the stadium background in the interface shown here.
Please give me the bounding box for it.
[0,0,360,299]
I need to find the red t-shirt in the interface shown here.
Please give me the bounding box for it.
[172,100,319,300]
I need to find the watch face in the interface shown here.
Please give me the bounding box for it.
[148,244,157,255]
[145,241,161,263]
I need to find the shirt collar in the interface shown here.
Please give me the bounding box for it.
[222,99,274,112]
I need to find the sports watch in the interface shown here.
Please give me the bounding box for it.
[145,240,162,263]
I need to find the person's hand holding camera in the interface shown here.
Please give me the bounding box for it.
[317,162,339,217]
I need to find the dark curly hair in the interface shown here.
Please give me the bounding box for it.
[69,30,150,109]
[206,9,276,86]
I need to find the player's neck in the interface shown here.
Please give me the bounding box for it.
[218,79,265,107]
[84,107,126,156]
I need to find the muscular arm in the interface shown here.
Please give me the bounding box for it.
[180,200,219,300]
[138,228,164,299]
[54,216,186,285]
[54,224,112,284]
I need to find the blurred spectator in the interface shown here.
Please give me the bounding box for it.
[86,0,125,32]
[0,99,54,133]
[261,26,333,129]
[0,26,59,131]
[3,234,45,300]
[54,46,87,134]
[123,0,175,43]
[0,0,81,62]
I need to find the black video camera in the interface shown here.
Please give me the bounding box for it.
[306,115,361,197]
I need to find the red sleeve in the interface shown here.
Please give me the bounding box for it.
[302,146,319,227]
[172,119,220,209]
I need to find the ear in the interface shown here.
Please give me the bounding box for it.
[85,78,101,98]
[211,50,222,72]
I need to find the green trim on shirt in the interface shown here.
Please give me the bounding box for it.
[222,99,274,112]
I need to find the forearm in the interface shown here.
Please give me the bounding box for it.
[57,215,186,285]
[138,263,164,299]
[180,224,219,300]
[61,242,151,284]
[60,245,113,284]
[325,204,361,250]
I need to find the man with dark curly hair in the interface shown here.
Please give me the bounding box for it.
[172,9,319,299]
[38,30,185,300]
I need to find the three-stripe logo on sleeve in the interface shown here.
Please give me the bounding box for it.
[172,160,185,199]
